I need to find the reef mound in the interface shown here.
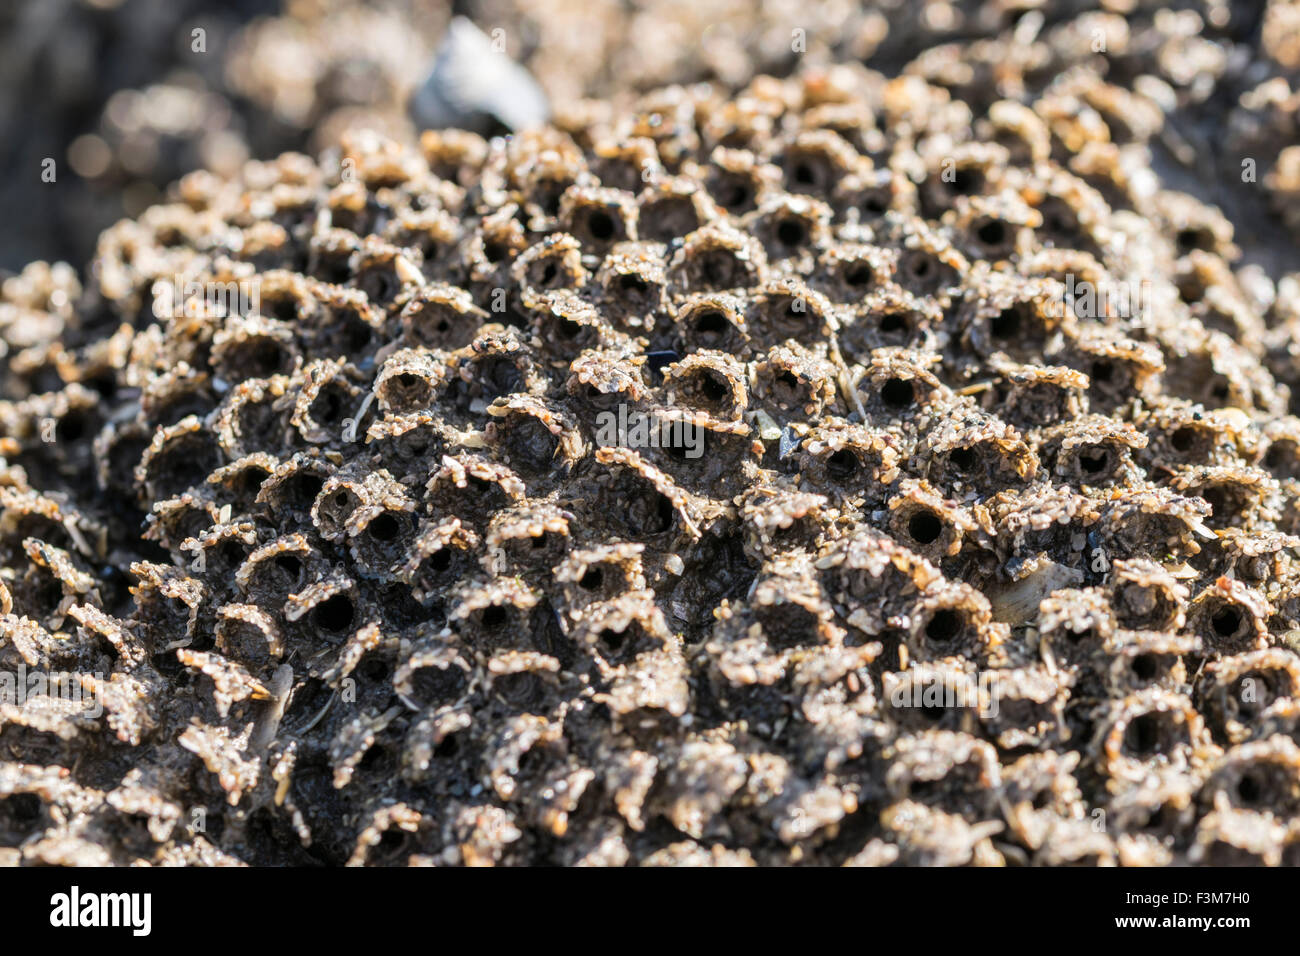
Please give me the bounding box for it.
[5,55,1300,864]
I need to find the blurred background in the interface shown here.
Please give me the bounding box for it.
[1,0,1295,275]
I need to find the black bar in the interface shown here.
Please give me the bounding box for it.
[2,866,1276,944]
